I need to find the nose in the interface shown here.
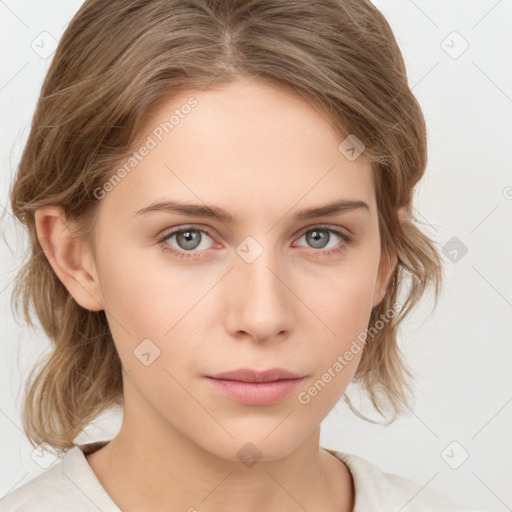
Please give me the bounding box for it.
[224,245,295,343]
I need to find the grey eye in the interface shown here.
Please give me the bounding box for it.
[162,228,214,253]
[175,229,203,250]
[305,228,332,249]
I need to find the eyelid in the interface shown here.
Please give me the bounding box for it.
[158,223,215,237]
[292,222,352,239]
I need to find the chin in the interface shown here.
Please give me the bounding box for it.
[201,430,308,465]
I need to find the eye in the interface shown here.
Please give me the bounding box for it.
[157,224,353,260]
[157,226,215,258]
[294,226,352,256]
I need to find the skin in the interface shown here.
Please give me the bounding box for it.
[35,76,404,512]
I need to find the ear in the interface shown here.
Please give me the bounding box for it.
[372,206,407,308]
[34,205,104,311]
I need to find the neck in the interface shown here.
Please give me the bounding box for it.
[85,388,354,512]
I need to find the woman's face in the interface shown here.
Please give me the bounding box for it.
[83,77,395,461]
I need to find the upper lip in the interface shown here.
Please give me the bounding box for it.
[207,368,304,383]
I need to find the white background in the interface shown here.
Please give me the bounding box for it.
[1,1,511,511]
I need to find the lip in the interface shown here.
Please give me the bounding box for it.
[207,368,303,382]
[205,368,305,406]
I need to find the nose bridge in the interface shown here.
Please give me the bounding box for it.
[228,236,294,340]
[242,248,282,299]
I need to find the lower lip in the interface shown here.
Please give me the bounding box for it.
[205,377,304,405]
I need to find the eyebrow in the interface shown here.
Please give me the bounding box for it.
[134,198,370,223]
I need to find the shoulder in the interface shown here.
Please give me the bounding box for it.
[0,444,119,512]
[328,449,485,512]
[1,455,76,512]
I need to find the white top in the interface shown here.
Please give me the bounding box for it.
[1,442,482,511]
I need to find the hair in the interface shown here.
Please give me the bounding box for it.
[8,0,443,453]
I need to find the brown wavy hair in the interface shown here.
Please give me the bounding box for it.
[8,0,443,453]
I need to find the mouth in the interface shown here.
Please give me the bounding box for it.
[206,367,304,382]
[205,368,305,405]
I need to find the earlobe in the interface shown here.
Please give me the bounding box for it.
[397,205,408,223]
[34,205,104,311]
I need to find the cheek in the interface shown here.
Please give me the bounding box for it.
[328,277,374,334]
[299,255,378,392]
[95,246,224,392]
[97,241,210,334]
[306,258,377,335]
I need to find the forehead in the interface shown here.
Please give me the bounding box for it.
[100,77,376,222]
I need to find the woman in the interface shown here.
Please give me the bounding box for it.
[2,1,479,510]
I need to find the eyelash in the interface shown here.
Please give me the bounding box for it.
[157,225,353,259]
